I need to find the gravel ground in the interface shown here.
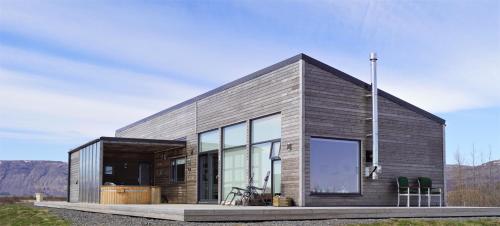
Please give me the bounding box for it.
[42,206,499,226]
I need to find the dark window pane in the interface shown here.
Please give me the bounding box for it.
[170,157,186,183]
[310,138,360,194]
[177,163,185,182]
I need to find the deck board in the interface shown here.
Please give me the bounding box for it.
[35,202,500,222]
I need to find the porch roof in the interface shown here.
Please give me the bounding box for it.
[68,136,186,154]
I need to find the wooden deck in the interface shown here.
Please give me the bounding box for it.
[35,201,500,222]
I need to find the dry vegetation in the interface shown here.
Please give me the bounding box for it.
[0,196,65,205]
[447,147,500,207]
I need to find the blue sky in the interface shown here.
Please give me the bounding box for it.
[0,1,498,164]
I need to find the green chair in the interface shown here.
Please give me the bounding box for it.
[417,177,442,207]
[396,176,420,207]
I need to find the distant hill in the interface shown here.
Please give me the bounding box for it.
[0,159,499,199]
[445,160,500,190]
[0,160,67,197]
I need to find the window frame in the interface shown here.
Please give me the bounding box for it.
[249,113,282,195]
[198,128,220,203]
[170,157,186,184]
[199,129,220,153]
[309,136,362,196]
[221,121,248,198]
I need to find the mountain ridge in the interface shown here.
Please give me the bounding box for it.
[0,160,498,198]
[0,160,67,197]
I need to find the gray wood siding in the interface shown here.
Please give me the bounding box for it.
[304,62,444,206]
[69,151,80,202]
[116,62,302,204]
[153,148,188,203]
[115,104,198,203]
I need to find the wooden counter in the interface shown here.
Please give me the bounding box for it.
[100,186,160,204]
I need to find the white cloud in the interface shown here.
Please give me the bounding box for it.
[0,0,498,149]
[0,47,208,141]
[295,1,500,113]
[0,1,295,84]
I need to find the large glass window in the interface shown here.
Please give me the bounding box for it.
[310,137,360,194]
[222,123,247,198]
[170,157,186,183]
[200,130,219,152]
[250,114,281,195]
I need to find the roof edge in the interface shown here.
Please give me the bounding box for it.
[116,53,305,133]
[68,137,187,154]
[116,53,444,133]
[300,54,445,124]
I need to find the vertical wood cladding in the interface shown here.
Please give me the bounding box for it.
[303,62,444,206]
[69,151,80,202]
[116,62,302,204]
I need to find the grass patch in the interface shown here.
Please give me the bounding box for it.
[0,204,69,226]
[353,218,500,226]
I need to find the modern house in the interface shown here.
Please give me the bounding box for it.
[67,53,445,207]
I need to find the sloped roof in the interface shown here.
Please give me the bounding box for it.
[117,53,445,133]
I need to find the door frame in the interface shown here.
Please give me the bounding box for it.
[138,161,152,186]
[198,150,219,204]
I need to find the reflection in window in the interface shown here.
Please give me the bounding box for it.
[104,165,113,175]
[222,146,246,199]
[223,123,246,148]
[272,160,281,195]
[250,114,281,195]
[270,142,281,159]
[170,158,186,183]
[200,130,219,152]
[251,114,281,143]
[251,143,272,190]
[310,138,360,194]
[222,123,247,198]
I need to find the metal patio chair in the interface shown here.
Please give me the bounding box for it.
[222,171,271,206]
[222,175,254,206]
[396,176,420,207]
[418,177,442,207]
[246,171,271,206]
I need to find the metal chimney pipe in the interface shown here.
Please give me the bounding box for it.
[370,52,380,180]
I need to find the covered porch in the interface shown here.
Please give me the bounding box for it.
[68,137,186,204]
